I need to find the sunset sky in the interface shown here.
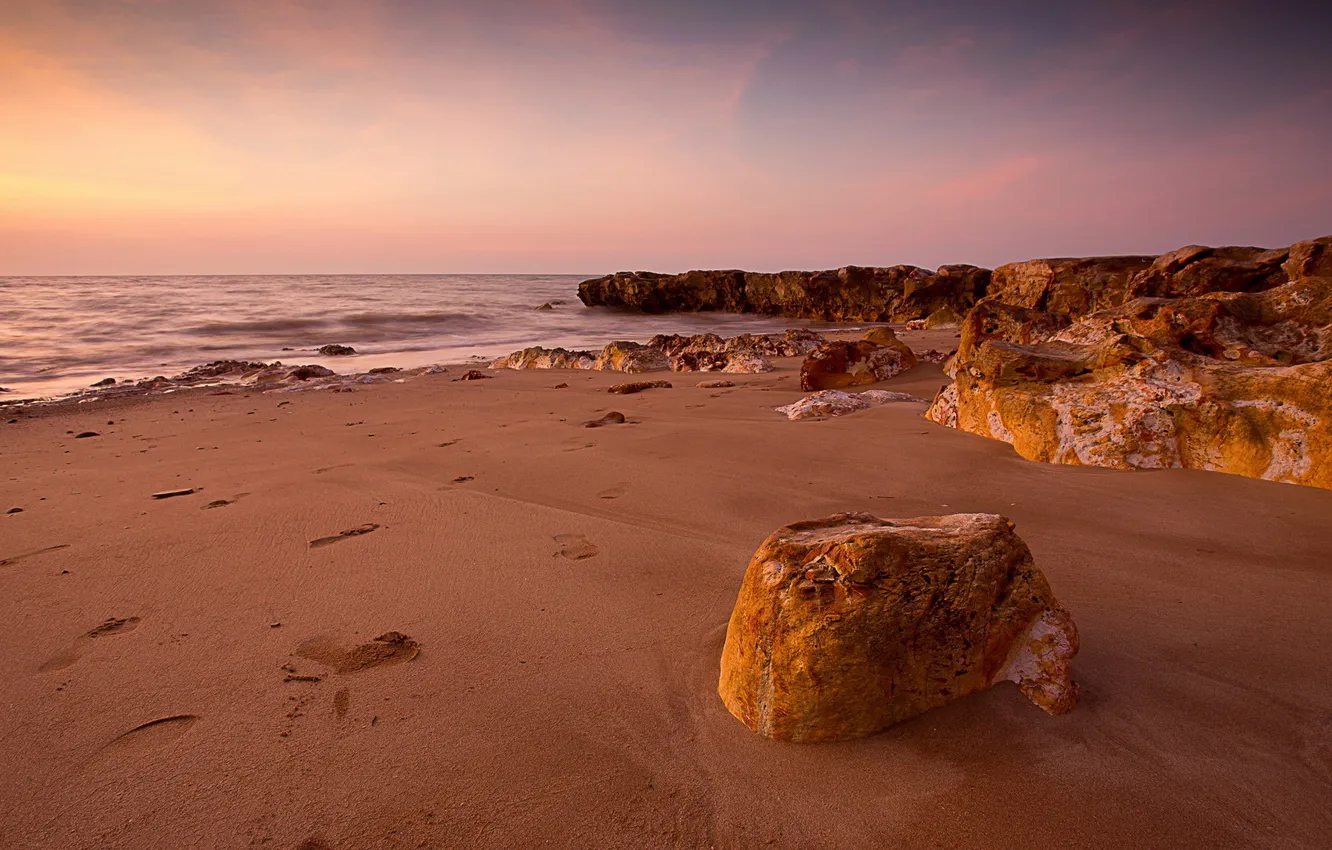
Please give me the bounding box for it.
[2,0,1329,275]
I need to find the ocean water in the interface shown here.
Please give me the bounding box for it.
[0,274,869,399]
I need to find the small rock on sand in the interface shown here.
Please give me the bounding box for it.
[91,378,116,387]
[608,380,672,394]
[453,370,492,381]
[151,488,196,499]
[318,344,357,356]
[368,367,401,374]
[583,411,627,428]
[6,507,22,514]
[74,431,100,439]
[697,380,735,388]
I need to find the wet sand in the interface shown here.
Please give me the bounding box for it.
[2,329,1330,849]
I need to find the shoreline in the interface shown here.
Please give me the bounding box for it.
[3,324,1331,847]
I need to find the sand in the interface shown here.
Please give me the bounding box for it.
[2,329,1330,849]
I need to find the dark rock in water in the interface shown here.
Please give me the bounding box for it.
[583,411,627,427]
[91,377,116,387]
[368,367,401,374]
[453,370,492,381]
[608,380,671,394]
[579,266,988,322]
[535,302,555,310]
[74,431,100,439]
[318,344,357,356]
[580,236,1332,323]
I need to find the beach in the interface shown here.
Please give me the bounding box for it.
[2,328,1330,849]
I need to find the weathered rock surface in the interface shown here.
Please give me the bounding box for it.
[317,344,357,356]
[800,337,918,392]
[491,347,597,371]
[923,305,964,329]
[928,276,1332,489]
[775,389,927,420]
[580,266,990,322]
[581,236,1330,325]
[718,512,1079,742]
[595,341,671,373]
[987,255,1156,317]
[490,332,820,375]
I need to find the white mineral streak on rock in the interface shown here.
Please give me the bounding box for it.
[926,383,959,427]
[1233,398,1319,481]
[1046,361,1201,469]
[776,389,926,420]
[997,608,1080,710]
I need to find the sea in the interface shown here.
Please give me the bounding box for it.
[0,274,868,400]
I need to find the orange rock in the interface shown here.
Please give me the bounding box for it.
[800,338,917,391]
[929,276,1332,488]
[718,513,1079,742]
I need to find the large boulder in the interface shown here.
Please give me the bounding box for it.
[928,276,1332,489]
[1127,244,1290,300]
[718,512,1080,742]
[595,341,670,373]
[1283,236,1332,280]
[800,337,918,391]
[490,347,596,370]
[987,255,1156,317]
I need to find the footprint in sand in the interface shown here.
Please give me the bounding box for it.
[597,483,628,500]
[333,688,351,719]
[295,631,420,674]
[39,616,141,672]
[100,715,199,756]
[0,543,70,568]
[308,523,379,549]
[554,533,600,560]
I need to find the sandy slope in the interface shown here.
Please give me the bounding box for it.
[1,334,1330,849]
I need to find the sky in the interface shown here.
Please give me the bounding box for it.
[2,0,1329,275]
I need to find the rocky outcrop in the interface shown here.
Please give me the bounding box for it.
[581,237,1330,325]
[490,347,597,371]
[595,341,671,373]
[800,336,918,392]
[986,256,1156,317]
[775,389,927,420]
[580,265,990,322]
[718,513,1079,742]
[317,344,357,356]
[491,332,826,375]
[928,276,1332,489]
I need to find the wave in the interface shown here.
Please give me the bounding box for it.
[183,318,332,335]
[337,311,483,326]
